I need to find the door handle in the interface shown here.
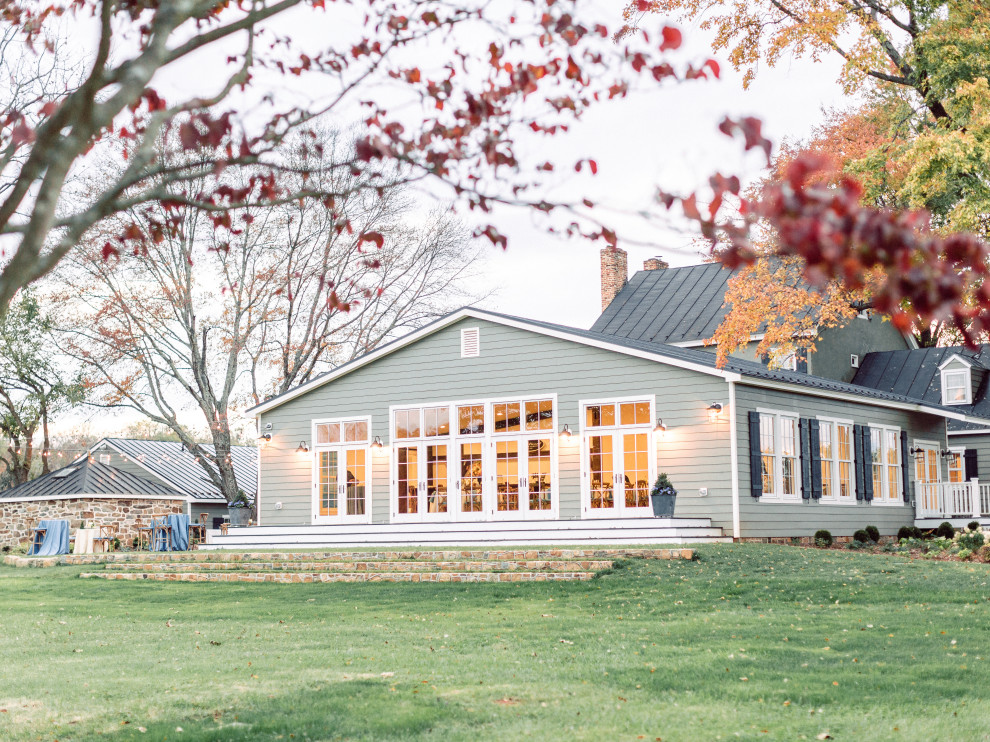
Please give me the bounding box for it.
[519,477,525,489]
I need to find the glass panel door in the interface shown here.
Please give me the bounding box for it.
[396,445,419,515]
[622,432,651,511]
[345,448,366,516]
[425,444,449,515]
[457,441,485,520]
[319,450,338,517]
[588,434,615,512]
[526,438,553,512]
[496,440,520,514]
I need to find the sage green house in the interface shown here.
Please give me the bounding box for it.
[230,307,984,548]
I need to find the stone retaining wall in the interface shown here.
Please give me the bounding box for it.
[0,497,186,550]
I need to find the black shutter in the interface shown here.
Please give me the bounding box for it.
[853,425,865,501]
[809,419,822,500]
[862,427,874,501]
[965,449,979,481]
[796,350,808,374]
[748,411,762,498]
[900,430,910,502]
[800,419,812,499]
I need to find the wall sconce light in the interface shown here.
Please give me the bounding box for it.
[939,449,956,460]
[560,424,572,439]
[654,418,667,434]
[707,402,723,422]
[296,441,309,455]
[908,446,926,462]
[372,436,384,448]
[258,432,272,443]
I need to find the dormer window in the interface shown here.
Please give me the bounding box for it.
[941,369,971,405]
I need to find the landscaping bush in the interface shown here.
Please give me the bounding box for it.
[814,529,833,548]
[968,521,981,532]
[853,529,871,544]
[958,530,985,551]
[897,526,915,542]
[864,525,880,543]
[935,522,956,540]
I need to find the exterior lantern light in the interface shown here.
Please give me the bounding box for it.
[654,418,667,434]
[296,441,309,455]
[560,424,573,439]
[258,432,272,444]
[372,436,384,449]
[707,402,723,422]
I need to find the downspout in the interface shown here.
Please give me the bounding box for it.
[728,379,741,541]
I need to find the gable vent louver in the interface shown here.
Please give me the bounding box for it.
[461,327,480,358]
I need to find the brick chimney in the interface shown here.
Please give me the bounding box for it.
[644,256,669,271]
[600,246,628,311]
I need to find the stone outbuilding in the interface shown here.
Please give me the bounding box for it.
[0,459,185,550]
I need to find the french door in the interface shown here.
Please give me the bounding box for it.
[913,440,941,516]
[315,446,370,523]
[493,436,555,519]
[455,440,486,521]
[394,442,451,520]
[584,431,653,518]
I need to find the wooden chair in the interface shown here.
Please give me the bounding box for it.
[93,524,118,553]
[27,526,47,556]
[136,519,153,551]
[150,516,171,552]
[219,521,229,536]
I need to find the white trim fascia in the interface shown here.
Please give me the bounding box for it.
[0,493,189,504]
[947,428,990,436]
[247,309,742,417]
[739,377,969,421]
[728,380,740,541]
[905,333,919,349]
[668,332,766,349]
[938,353,973,370]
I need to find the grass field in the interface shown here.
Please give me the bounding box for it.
[2,544,989,742]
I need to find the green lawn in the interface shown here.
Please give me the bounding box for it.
[2,544,989,741]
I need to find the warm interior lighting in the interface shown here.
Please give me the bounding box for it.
[707,402,723,422]
[296,441,309,455]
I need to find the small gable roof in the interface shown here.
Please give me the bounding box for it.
[0,459,182,501]
[854,345,990,430]
[90,439,258,501]
[591,263,736,344]
[248,307,970,421]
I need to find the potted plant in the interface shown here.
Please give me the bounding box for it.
[650,473,677,518]
[227,489,252,527]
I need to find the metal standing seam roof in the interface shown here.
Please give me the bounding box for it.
[92,438,258,501]
[591,263,739,344]
[249,306,974,420]
[853,345,990,431]
[0,459,182,500]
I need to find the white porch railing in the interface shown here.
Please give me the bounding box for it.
[915,479,990,519]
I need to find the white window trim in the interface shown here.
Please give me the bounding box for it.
[578,395,657,518]
[869,424,905,506]
[388,394,560,522]
[940,367,971,405]
[756,408,801,502]
[310,415,373,525]
[816,415,856,505]
[947,446,966,483]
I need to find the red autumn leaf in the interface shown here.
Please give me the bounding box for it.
[660,26,682,51]
[359,231,385,248]
[101,242,120,261]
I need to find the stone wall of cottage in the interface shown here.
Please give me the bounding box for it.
[0,498,186,550]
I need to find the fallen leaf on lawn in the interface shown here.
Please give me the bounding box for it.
[541,614,555,618]
[559,639,574,644]
[165,620,174,628]
[210,641,221,646]
[494,697,520,706]
[816,733,831,740]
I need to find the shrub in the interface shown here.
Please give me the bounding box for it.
[853,529,871,544]
[958,530,985,551]
[814,529,833,548]
[864,525,880,543]
[897,526,915,542]
[968,521,981,532]
[935,522,955,540]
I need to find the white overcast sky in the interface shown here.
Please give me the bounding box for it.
[54,2,852,436]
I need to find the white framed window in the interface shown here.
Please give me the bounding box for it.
[941,368,971,405]
[818,417,853,503]
[99,454,112,465]
[768,349,797,371]
[758,410,800,501]
[870,425,903,505]
[947,448,965,483]
[580,397,655,517]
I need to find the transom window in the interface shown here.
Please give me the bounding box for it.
[759,411,799,501]
[492,399,553,434]
[316,419,369,444]
[457,405,485,436]
[870,426,902,504]
[395,407,449,439]
[585,401,651,428]
[819,419,853,501]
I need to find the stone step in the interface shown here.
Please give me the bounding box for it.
[79,570,596,583]
[107,559,616,573]
[55,547,693,565]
